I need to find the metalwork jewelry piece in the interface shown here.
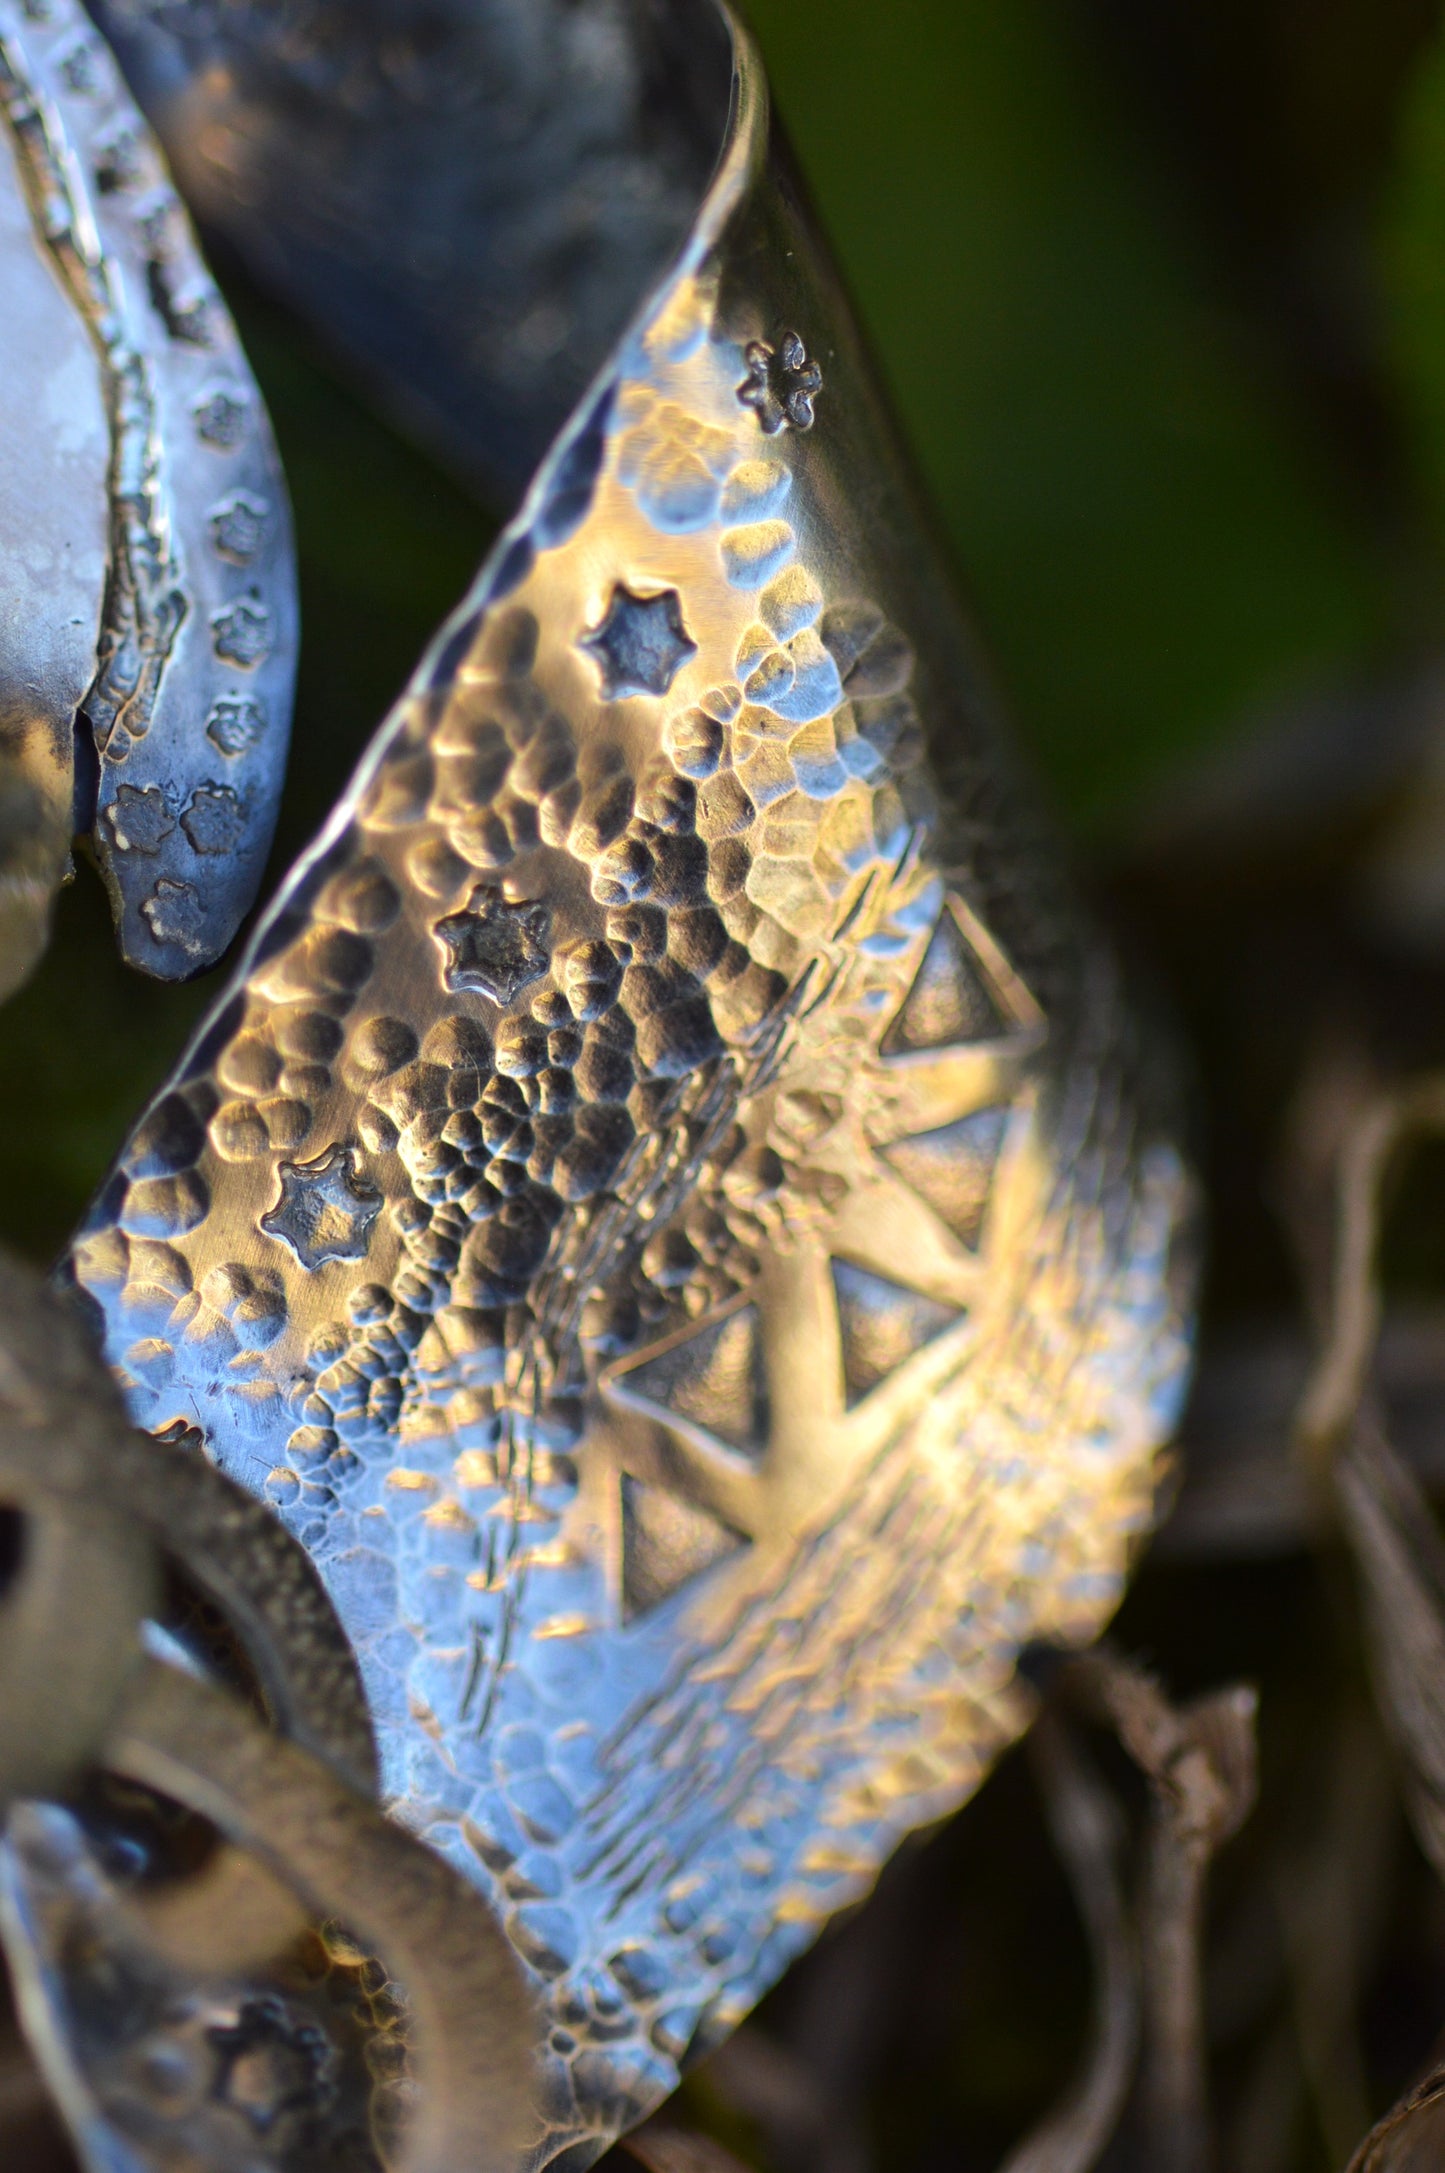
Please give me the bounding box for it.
[0,0,296,993]
[47,3,1192,2165]
[0,1247,538,2173]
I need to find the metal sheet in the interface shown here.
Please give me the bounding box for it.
[14,4,1197,2164]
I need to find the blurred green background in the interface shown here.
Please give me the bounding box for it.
[13,6,1445,2166]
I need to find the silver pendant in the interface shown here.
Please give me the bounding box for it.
[2,3,1193,2167]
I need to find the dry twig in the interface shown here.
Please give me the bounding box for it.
[999,1713,1138,2173]
[1070,1651,1258,2173]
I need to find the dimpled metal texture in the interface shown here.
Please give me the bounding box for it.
[63,11,1193,2166]
[0,0,295,989]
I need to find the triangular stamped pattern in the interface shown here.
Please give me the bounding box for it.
[63,57,1194,2163]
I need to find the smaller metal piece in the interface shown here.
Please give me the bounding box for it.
[4,1662,541,2173]
[0,0,296,993]
[107,1659,538,2173]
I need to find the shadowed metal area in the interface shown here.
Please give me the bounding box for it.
[0,3,1194,2168]
[88,0,736,505]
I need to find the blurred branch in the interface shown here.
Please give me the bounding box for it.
[1286,1060,1445,1871]
[1163,1306,1445,1560]
[1275,1704,1398,2165]
[999,1713,1138,2173]
[1336,1418,1445,1888]
[1296,1071,1445,1459]
[1274,1049,1445,2163]
[1070,1653,1258,2173]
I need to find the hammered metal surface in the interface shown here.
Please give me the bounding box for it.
[0,0,296,986]
[50,10,1193,2166]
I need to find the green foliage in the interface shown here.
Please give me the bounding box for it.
[743,0,1394,820]
[1383,22,1445,546]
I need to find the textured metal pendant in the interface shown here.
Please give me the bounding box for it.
[0,0,295,995]
[6,3,1192,2167]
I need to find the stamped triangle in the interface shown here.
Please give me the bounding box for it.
[879,1106,1009,1252]
[830,1258,962,1408]
[620,1475,748,1620]
[608,1302,769,1463]
[881,900,1011,1057]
